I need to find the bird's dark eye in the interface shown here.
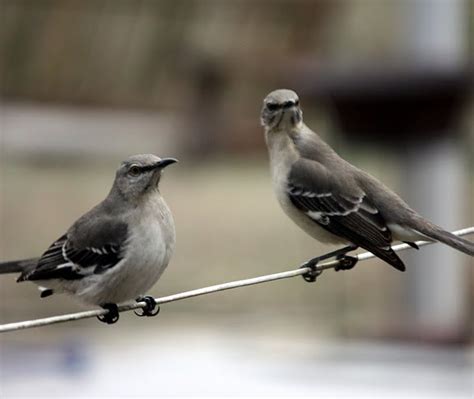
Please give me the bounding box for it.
[294,99,299,106]
[129,165,141,176]
[266,102,280,111]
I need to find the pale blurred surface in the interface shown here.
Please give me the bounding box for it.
[1,321,473,398]
[1,1,473,397]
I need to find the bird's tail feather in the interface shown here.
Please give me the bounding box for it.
[410,219,474,256]
[0,258,38,275]
[370,246,406,271]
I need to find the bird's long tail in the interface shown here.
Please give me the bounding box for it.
[0,258,38,275]
[410,219,474,256]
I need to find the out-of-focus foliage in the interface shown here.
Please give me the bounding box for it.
[0,0,334,107]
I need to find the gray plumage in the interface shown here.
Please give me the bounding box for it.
[0,154,177,305]
[261,89,474,271]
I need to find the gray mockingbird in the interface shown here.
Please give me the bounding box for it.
[261,89,473,274]
[0,154,177,323]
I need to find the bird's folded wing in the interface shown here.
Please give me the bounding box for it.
[18,220,128,281]
[287,159,405,270]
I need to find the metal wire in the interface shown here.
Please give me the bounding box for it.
[0,227,473,333]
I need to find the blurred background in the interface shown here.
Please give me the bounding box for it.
[0,0,473,397]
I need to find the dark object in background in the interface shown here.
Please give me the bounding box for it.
[301,66,472,144]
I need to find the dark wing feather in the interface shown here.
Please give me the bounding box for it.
[288,160,405,271]
[18,220,128,282]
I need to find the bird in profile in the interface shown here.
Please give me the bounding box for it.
[0,154,178,324]
[261,89,473,273]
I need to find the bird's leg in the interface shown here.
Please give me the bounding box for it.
[97,303,120,324]
[304,244,358,268]
[301,244,358,281]
[134,296,160,317]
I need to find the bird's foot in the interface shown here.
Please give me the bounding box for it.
[334,254,359,271]
[134,296,160,317]
[300,244,358,281]
[97,303,120,324]
[300,259,323,283]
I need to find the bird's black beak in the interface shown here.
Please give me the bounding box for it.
[155,158,179,169]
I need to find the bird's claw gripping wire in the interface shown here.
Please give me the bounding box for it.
[300,260,323,282]
[334,254,359,271]
[134,296,160,317]
[97,303,120,324]
[300,244,358,282]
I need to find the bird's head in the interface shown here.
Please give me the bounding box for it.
[113,154,178,201]
[260,89,302,131]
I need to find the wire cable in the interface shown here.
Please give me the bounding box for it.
[0,227,473,333]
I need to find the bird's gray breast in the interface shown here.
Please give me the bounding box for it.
[124,196,176,289]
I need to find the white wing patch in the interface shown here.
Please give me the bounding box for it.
[289,187,331,198]
[305,193,365,217]
[54,262,74,270]
[51,240,74,270]
[307,211,330,225]
[299,191,385,230]
[62,240,115,275]
[89,247,105,255]
[288,184,390,236]
[341,194,364,204]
